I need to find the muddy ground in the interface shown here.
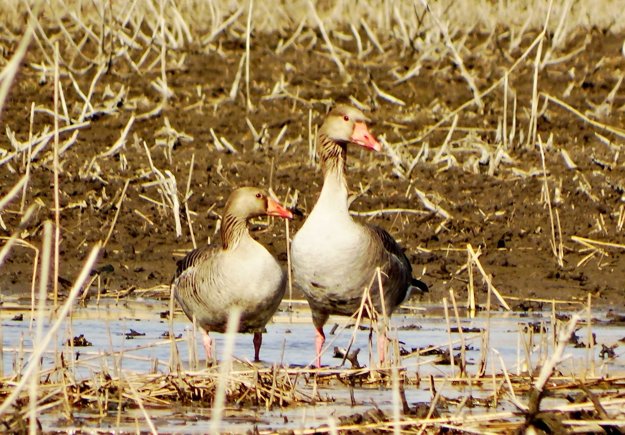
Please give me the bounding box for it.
[1,28,624,310]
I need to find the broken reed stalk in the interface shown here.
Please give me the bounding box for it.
[0,176,28,213]
[414,187,451,220]
[335,274,377,368]
[466,244,510,310]
[503,72,508,149]
[527,313,580,418]
[142,141,182,237]
[184,154,197,249]
[229,49,246,102]
[491,349,523,410]
[442,297,455,374]
[285,219,293,311]
[571,235,625,251]
[28,221,52,435]
[244,0,253,111]
[537,135,564,266]
[126,374,158,434]
[307,0,347,79]
[20,103,35,213]
[520,322,534,376]
[401,28,547,149]
[14,243,38,329]
[189,316,199,370]
[102,179,130,249]
[417,380,444,435]
[210,307,242,433]
[516,320,523,376]
[419,0,482,110]
[550,300,557,364]
[360,18,383,54]
[391,351,401,435]
[168,284,181,372]
[366,283,381,369]
[372,81,405,106]
[466,248,476,317]
[0,0,41,116]
[52,42,61,308]
[0,243,100,416]
[99,115,135,157]
[478,255,493,377]
[308,109,315,166]
[375,267,389,366]
[546,0,573,63]
[526,0,553,150]
[159,0,170,105]
[275,18,305,55]
[542,93,625,139]
[433,114,458,163]
[586,293,594,378]
[351,208,428,218]
[449,289,465,377]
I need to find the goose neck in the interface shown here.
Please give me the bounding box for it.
[319,134,347,178]
[220,214,249,250]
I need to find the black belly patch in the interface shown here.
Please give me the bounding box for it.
[329,297,350,306]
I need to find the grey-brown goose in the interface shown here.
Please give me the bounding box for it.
[172,187,293,362]
[290,104,428,367]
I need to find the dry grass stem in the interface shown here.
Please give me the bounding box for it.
[0,175,28,212]
[0,1,42,116]
[372,81,405,106]
[307,0,347,79]
[537,135,564,266]
[0,243,100,415]
[210,307,242,433]
[467,244,510,310]
[419,0,483,110]
[99,116,135,158]
[52,42,61,307]
[414,187,451,220]
[543,93,625,139]
[184,153,197,249]
[244,0,254,111]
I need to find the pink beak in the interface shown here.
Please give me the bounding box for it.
[350,121,381,151]
[266,198,293,219]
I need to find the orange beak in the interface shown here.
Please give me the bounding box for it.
[266,197,293,219]
[350,121,381,151]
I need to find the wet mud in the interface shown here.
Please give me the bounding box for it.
[1,30,625,318]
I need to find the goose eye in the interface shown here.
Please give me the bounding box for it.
[255,193,262,199]
[343,115,349,122]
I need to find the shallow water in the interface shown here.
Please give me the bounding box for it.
[1,298,624,432]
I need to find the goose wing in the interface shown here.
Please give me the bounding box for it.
[367,224,428,305]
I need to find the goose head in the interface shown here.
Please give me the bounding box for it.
[225,187,293,221]
[319,104,381,151]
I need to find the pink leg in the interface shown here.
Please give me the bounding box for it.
[201,329,213,361]
[253,332,262,362]
[377,331,388,365]
[314,326,325,368]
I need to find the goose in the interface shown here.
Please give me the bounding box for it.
[172,187,293,362]
[291,104,429,367]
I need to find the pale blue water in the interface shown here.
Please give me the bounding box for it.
[1,298,624,432]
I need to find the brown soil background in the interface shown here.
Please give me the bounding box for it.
[1,13,625,311]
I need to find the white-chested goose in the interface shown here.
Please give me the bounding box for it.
[172,187,293,362]
[291,104,429,367]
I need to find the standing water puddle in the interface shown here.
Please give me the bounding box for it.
[1,298,624,432]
